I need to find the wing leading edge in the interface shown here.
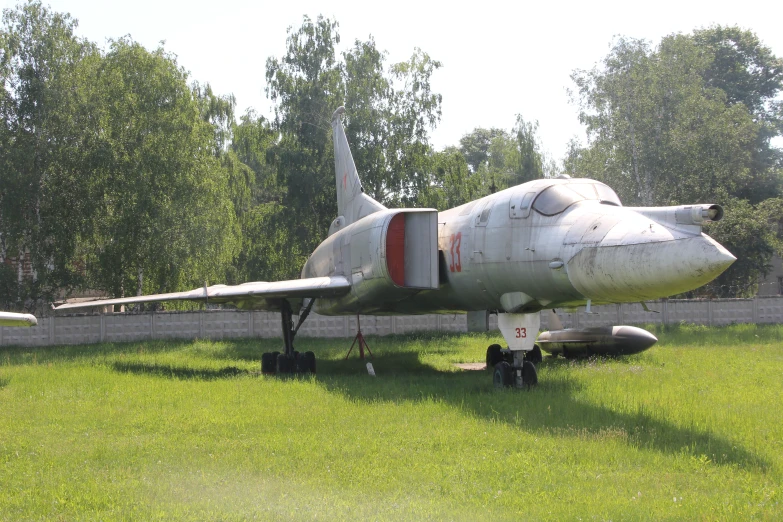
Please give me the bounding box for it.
[53,276,351,313]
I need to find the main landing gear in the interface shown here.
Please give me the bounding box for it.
[261,299,316,375]
[486,344,542,389]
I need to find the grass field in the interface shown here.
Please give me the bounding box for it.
[1,323,781,520]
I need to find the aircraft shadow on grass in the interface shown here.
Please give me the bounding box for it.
[94,336,770,473]
[315,353,770,473]
[2,336,766,471]
[112,361,248,380]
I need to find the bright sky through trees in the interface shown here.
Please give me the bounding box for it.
[3,0,782,158]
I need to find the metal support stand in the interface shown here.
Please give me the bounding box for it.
[344,313,373,360]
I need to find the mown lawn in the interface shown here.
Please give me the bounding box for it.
[0,323,781,520]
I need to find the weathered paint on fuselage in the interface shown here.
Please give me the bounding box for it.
[303,178,735,316]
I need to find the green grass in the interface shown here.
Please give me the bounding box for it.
[1,324,781,520]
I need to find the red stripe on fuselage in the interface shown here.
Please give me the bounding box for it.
[386,213,405,286]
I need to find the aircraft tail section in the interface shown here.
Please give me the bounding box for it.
[331,107,386,229]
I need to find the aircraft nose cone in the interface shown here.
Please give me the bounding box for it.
[567,234,735,301]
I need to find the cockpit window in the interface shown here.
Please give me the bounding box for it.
[567,183,597,200]
[532,182,622,216]
[532,185,585,216]
[595,184,622,206]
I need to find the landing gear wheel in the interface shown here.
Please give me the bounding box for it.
[526,345,543,365]
[296,351,316,374]
[521,360,538,388]
[303,351,316,374]
[261,352,277,374]
[276,353,295,374]
[486,344,503,368]
[493,361,513,388]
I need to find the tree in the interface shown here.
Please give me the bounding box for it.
[459,128,508,174]
[457,116,548,196]
[0,0,98,311]
[510,115,545,185]
[263,16,443,277]
[691,26,783,203]
[230,111,295,283]
[571,36,756,206]
[702,198,775,297]
[82,37,240,298]
[265,15,344,273]
[342,39,442,207]
[417,147,482,209]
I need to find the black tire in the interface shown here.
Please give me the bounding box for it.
[276,353,295,374]
[493,361,512,388]
[526,345,543,365]
[261,352,276,374]
[295,355,309,373]
[486,344,503,368]
[521,360,538,388]
[304,351,316,374]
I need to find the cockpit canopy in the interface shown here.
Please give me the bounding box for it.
[532,181,622,216]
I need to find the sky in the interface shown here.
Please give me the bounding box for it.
[3,0,782,160]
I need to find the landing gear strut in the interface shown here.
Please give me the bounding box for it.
[261,299,316,375]
[486,344,541,389]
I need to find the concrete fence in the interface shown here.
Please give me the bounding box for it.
[3,297,783,347]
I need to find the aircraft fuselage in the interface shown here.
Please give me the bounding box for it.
[304,177,734,316]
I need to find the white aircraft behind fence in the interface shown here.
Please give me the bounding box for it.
[55,107,735,388]
[0,311,37,327]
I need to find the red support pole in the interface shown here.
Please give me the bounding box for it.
[344,313,373,360]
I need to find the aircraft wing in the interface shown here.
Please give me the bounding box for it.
[0,311,38,327]
[53,276,351,313]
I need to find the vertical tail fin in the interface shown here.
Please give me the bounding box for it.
[331,107,385,229]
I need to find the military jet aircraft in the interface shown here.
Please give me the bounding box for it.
[54,107,735,388]
[0,311,37,327]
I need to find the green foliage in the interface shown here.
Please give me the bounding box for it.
[80,38,240,297]
[255,16,444,278]
[263,16,344,271]
[511,115,545,185]
[0,0,98,310]
[343,40,442,207]
[699,198,775,296]
[0,2,245,305]
[416,147,481,209]
[571,35,761,206]
[691,26,783,203]
[456,117,550,198]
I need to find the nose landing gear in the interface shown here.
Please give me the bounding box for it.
[487,344,541,389]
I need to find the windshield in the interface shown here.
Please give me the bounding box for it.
[532,182,622,216]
